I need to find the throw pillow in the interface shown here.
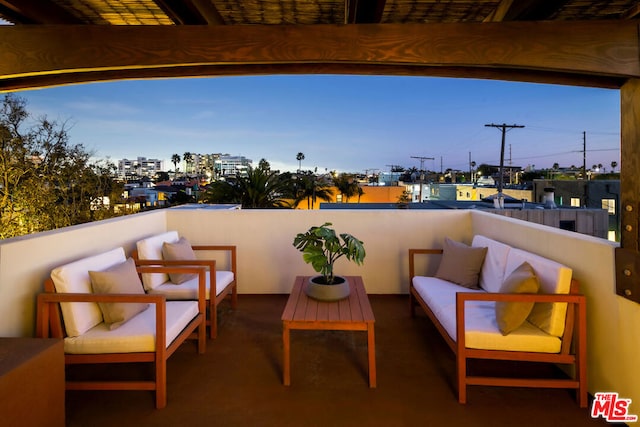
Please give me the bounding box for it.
[162,237,198,284]
[434,237,488,289]
[89,257,149,330]
[495,261,540,335]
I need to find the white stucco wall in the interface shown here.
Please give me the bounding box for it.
[471,210,638,416]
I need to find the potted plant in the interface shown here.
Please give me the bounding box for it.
[292,222,366,301]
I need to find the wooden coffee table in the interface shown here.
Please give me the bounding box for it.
[281,276,376,387]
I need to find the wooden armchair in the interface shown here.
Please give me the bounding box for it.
[36,247,207,409]
[132,231,237,339]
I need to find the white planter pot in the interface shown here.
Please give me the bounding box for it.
[304,275,351,301]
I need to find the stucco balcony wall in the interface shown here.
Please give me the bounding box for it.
[0,207,635,415]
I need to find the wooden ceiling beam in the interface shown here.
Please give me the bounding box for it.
[350,0,387,24]
[0,0,81,24]
[622,2,640,19]
[154,0,208,25]
[191,0,225,25]
[494,0,571,21]
[0,21,638,91]
[484,0,515,22]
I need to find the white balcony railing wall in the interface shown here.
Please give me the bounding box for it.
[0,207,635,414]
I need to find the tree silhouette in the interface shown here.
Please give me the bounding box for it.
[292,172,333,209]
[258,158,271,171]
[201,166,292,208]
[171,154,180,177]
[611,161,618,172]
[183,152,193,174]
[333,173,361,203]
[296,152,305,171]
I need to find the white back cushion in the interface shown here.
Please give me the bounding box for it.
[50,247,127,337]
[505,248,572,337]
[136,231,179,290]
[472,235,511,293]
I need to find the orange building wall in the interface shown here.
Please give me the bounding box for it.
[294,185,406,209]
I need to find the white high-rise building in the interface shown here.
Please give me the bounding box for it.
[117,157,164,179]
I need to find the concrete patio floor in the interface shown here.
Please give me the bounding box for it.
[64,295,607,427]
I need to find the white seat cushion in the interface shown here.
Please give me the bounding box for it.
[148,270,235,300]
[438,300,562,353]
[505,248,572,337]
[50,247,127,337]
[136,231,180,290]
[472,235,511,293]
[63,301,199,354]
[413,276,562,353]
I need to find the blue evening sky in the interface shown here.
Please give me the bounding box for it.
[18,75,620,174]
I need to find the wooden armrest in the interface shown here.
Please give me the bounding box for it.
[408,248,443,279]
[455,292,586,305]
[36,293,167,343]
[191,245,237,274]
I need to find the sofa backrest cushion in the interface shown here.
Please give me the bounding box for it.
[505,248,573,337]
[50,247,127,337]
[136,231,180,290]
[472,235,511,293]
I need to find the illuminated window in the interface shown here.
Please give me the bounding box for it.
[602,199,616,215]
[570,198,581,207]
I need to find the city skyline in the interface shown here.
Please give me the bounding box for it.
[17,74,621,175]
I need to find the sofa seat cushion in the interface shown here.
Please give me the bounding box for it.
[505,248,572,337]
[439,301,562,353]
[136,231,180,290]
[413,276,561,353]
[50,247,128,338]
[413,276,485,318]
[148,270,234,300]
[63,301,199,354]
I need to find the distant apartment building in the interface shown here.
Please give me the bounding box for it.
[118,157,164,179]
[214,155,253,179]
[532,179,620,241]
[181,154,253,179]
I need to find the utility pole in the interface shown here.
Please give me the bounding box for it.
[485,123,524,202]
[583,131,587,180]
[411,155,435,202]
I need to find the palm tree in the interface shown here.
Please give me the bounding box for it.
[333,173,361,203]
[611,161,618,172]
[171,154,180,178]
[183,152,193,174]
[201,166,292,208]
[292,173,334,209]
[296,152,305,172]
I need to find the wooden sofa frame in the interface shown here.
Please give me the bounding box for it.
[36,265,207,409]
[132,244,238,339]
[409,248,588,407]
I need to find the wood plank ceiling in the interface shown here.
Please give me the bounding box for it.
[1,1,639,26]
